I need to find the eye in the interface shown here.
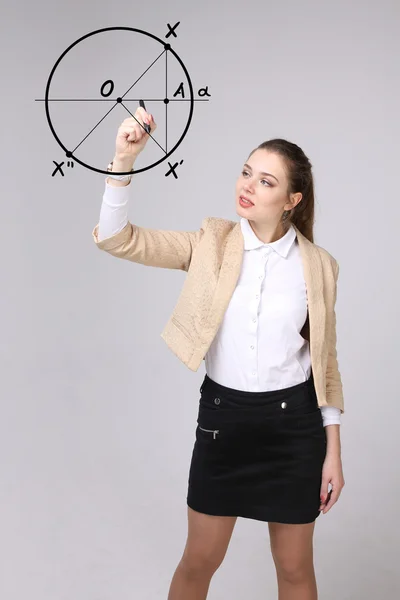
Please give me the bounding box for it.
[242,170,271,186]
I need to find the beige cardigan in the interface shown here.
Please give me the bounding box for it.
[92,217,344,413]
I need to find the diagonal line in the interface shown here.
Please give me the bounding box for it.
[71,102,120,154]
[120,49,167,99]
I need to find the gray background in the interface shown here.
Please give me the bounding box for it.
[2,0,399,598]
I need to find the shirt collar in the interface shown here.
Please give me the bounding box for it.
[240,217,297,257]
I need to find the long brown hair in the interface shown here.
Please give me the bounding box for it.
[248,139,315,243]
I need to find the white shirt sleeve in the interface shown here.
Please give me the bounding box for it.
[97,178,131,242]
[320,406,342,427]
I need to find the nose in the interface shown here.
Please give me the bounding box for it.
[243,176,255,193]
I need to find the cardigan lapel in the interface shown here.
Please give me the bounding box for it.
[292,224,326,372]
[201,222,244,341]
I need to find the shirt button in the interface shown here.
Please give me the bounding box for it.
[214,397,221,405]
[252,371,256,376]
[250,345,255,350]
[281,402,287,409]
[252,318,257,323]
[256,295,259,299]
[259,275,263,280]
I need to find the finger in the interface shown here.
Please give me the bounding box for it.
[127,123,144,140]
[322,490,337,514]
[320,487,328,505]
[322,500,333,514]
[136,115,150,133]
[133,106,146,120]
[126,125,142,142]
[127,113,145,132]
[128,110,151,131]
[138,106,148,120]
[133,124,144,141]
[140,106,152,123]
[319,486,330,510]
[123,112,142,124]
[137,107,151,125]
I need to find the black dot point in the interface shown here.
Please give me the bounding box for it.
[117,97,122,103]
[164,98,170,104]
[66,151,72,158]
[164,43,171,50]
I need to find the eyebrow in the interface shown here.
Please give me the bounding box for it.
[243,164,279,183]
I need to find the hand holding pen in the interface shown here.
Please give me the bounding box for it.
[114,100,157,159]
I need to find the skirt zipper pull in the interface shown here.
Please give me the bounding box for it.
[198,426,220,439]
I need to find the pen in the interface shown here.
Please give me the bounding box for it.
[139,99,151,135]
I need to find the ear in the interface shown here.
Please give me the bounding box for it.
[290,192,302,208]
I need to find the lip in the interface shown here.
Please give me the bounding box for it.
[239,195,254,206]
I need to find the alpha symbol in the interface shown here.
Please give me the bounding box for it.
[198,86,211,97]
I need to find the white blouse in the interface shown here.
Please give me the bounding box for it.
[97,179,342,426]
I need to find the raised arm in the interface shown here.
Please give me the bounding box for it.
[92,112,206,271]
[93,209,206,272]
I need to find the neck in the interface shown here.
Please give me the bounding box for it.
[248,220,291,244]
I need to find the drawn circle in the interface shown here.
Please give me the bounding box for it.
[44,27,195,174]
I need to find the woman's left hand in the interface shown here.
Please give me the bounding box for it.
[319,453,345,514]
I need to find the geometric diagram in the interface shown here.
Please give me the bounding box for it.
[37,25,211,176]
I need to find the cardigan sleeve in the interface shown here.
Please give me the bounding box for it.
[92,180,207,272]
[325,261,345,413]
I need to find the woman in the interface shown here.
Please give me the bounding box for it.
[92,107,345,600]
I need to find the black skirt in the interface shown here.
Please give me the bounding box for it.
[187,371,327,524]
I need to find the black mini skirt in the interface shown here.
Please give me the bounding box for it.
[187,371,327,524]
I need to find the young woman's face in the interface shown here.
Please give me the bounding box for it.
[235,149,297,222]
